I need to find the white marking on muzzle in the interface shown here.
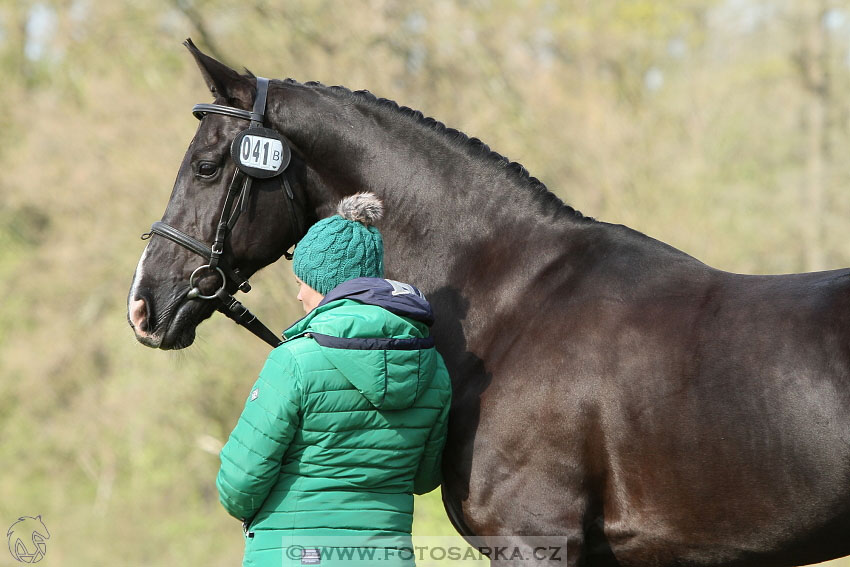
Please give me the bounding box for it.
[129,244,152,337]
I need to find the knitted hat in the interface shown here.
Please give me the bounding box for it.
[292,193,385,295]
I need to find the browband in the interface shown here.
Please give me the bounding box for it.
[192,104,255,122]
[192,77,271,126]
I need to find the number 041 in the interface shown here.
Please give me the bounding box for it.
[239,135,284,171]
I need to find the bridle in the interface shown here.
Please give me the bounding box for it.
[141,77,302,348]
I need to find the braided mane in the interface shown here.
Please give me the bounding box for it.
[279,78,590,222]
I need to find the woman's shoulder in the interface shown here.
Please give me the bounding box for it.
[262,336,324,383]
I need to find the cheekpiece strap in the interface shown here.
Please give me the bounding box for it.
[251,77,270,128]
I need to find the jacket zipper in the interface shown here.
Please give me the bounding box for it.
[242,518,255,538]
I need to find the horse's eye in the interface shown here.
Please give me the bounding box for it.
[197,162,218,178]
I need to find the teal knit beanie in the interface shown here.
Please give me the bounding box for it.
[292,192,385,295]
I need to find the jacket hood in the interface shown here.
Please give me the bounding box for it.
[283,278,438,410]
[317,278,434,325]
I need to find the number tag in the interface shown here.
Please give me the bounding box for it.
[230,127,291,178]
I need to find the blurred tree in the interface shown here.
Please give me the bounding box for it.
[2,2,850,566]
[795,0,829,271]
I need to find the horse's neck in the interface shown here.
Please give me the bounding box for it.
[280,93,581,294]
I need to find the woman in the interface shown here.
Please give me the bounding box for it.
[216,193,452,567]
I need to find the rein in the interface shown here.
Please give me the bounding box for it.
[142,77,302,348]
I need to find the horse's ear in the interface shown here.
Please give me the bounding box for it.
[184,38,251,104]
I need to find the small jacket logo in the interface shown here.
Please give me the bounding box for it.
[385,279,423,298]
[7,515,50,563]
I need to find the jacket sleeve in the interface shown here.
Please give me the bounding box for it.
[413,381,451,495]
[216,349,302,521]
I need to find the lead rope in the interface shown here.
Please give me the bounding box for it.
[216,291,283,348]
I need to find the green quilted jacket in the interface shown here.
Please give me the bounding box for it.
[217,278,452,567]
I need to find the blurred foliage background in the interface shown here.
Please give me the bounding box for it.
[2,0,850,565]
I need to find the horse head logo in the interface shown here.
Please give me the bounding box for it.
[6,515,50,563]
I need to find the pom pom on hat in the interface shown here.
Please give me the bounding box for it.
[292,192,385,295]
[337,192,384,225]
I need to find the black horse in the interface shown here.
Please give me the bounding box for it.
[128,42,850,567]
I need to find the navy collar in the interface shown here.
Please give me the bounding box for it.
[318,278,435,326]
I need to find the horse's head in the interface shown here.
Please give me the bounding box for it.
[128,41,315,349]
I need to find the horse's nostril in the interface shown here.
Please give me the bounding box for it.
[129,297,150,333]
